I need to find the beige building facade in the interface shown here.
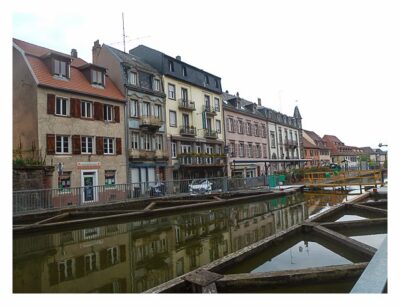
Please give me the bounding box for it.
[13,39,127,193]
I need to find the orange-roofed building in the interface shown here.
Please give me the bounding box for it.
[13,38,127,196]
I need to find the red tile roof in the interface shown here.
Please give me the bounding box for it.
[13,38,125,102]
[302,137,317,148]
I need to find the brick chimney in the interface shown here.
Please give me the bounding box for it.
[92,40,101,63]
[176,55,181,61]
[257,98,262,106]
[71,49,78,58]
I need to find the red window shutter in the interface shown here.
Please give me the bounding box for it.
[96,137,104,155]
[114,106,120,123]
[70,98,81,118]
[72,135,81,154]
[46,134,55,155]
[116,137,122,155]
[47,94,55,114]
[94,102,103,120]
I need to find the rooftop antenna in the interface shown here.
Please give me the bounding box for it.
[122,12,126,52]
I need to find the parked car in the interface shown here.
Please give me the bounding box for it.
[149,182,166,197]
[189,179,213,195]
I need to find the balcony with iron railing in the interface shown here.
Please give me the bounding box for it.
[203,105,217,116]
[177,153,226,167]
[129,149,168,160]
[204,129,218,139]
[179,126,197,137]
[178,99,196,111]
[139,116,162,130]
[284,139,298,148]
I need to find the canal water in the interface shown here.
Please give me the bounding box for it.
[13,191,354,293]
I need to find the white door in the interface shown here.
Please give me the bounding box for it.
[81,171,98,203]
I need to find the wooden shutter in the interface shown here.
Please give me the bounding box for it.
[94,102,103,120]
[72,135,81,154]
[119,245,126,262]
[70,98,81,118]
[48,262,59,286]
[114,105,120,123]
[75,256,85,278]
[46,134,55,155]
[116,138,122,155]
[99,249,108,270]
[47,94,55,114]
[96,137,104,155]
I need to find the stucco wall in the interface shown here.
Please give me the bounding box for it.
[13,47,38,153]
[37,88,127,187]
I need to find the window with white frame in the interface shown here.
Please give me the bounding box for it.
[105,170,116,186]
[85,253,97,273]
[91,70,104,86]
[128,71,138,85]
[168,83,176,100]
[168,60,174,72]
[129,99,139,117]
[104,138,115,154]
[58,259,74,281]
[107,247,119,266]
[141,102,150,117]
[270,131,276,148]
[156,135,163,150]
[131,132,139,150]
[227,118,233,132]
[59,171,71,190]
[246,122,252,135]
[153,79,161,91]
[216,120,221,134]
[214,97,220,111]
[247,143,253,157]
[239,142,244,157]
[238,120,243,134]
[254,124,259,137]
[54,59,68,78]
[104,104,114,121]
[143,134,151,151]
[171,141,177,158]
[169,111,177,127]
[81,136,94,154]
[81,101,93,118]
[56,135,70,154]
[55,97,69,116]
[154,104,162,119]
[261,125,266,138]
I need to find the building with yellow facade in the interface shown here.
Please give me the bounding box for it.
[130,46,225,180]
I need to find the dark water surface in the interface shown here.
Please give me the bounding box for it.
[13,191,351,293]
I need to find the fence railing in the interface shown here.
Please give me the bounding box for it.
[13,176,270,216]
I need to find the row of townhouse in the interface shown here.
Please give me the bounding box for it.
[13,38,306,191]
[302,131,387,170]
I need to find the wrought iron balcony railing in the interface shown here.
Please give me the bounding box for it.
[179,126,197,137]
[178,99,196,111]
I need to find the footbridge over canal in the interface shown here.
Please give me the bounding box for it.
[303,170,384,190]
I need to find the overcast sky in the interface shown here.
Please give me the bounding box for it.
[2,0,399,302]
[9,0,398,150]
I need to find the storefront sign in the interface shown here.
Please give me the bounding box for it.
[77,162,101,169]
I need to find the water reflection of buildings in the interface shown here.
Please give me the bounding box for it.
[13,193,309,293]
[14,224,130,293]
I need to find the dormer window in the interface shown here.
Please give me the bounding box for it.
[204,75,209,85]
[53,58,69,78]
[91,69,104,86]
[153,79,161,91]
[128,71,138,85]
[214,78,219,88]
[168,60,174,72]
[182,66,187,77]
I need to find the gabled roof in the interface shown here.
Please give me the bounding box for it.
[360,147,376,155]
[13,38,125,102]
[302,137,318,149]
[104,44,160,75]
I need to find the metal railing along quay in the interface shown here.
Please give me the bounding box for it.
[13,176,269,216]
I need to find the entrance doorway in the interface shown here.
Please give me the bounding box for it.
[81,170,98,203]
